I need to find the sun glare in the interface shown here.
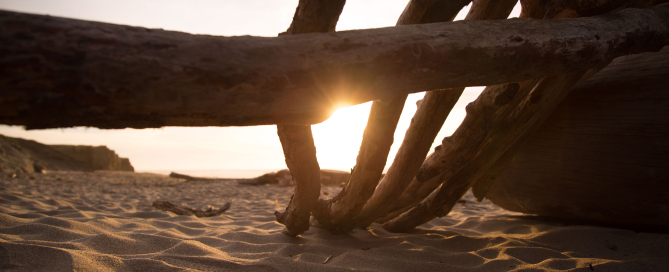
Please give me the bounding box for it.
[311,102,373,171]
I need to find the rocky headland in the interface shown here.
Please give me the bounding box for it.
[0,134,134,175]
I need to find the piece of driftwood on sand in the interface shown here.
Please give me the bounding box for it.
[152,201,232,217]
[2,0,669,236]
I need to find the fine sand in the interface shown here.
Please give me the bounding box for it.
[1,171,667,271]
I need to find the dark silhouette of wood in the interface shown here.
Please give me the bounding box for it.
[311,0,474,233]
[377,0,668,232]
[383,68,608,232]
[375,82,529,224]
[352,0,521,230]
[397,0,472,24]
[2,5,669,128]
[479,46,669,230]
[168,172,234,182]
[275,125,322,236]
[283,0,346,35]
[273,0,346,237]
[379,0,656,232]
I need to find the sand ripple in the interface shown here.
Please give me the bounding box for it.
[1,171,668,271]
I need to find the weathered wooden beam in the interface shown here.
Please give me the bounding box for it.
[352,0,520,230]
[311,0,473,233]
[274,0,346,237]
[1,5,669,128]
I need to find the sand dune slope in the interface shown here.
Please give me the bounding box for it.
[1,171,667,271]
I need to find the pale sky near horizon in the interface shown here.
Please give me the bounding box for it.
[0,0,521,172]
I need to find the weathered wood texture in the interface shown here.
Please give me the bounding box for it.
[375,82,528,224]
[467,0,519,19]
[397,0,472,24]
[520,0,668,19]
[353,0,520,230]
[482,46,669,229]
[1,6,669,128]
[380,0,657,232]
[284,0,346,34]
[311,0,475,233]
[383,68,607,232]
[274,125,322,236]
[274,0,346,236]
[312,96,405,232]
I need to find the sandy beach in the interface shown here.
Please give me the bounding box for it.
[1,171,667,271]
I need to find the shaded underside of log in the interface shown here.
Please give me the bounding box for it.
[1,6,669,128]
[482,46,669,229]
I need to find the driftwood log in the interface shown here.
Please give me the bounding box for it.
[350,0,521,231]
[380,0,642,232]
[168,172,235,182]
[275,125,322,236]
[480,46,669,230]
[1,6,669,128]
[273,0,346,237]
[311,0,474,233]
[152,201,232,217]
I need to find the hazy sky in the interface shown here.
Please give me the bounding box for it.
[0,0,520,172]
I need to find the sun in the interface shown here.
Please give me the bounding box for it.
[311,102,373,171]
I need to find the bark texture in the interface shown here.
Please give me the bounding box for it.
[380,0,662,233]
[274,0,347,236]
[353,0,520,229]
[481,46,669,230]
[312,96,405,232]
[311,0,473,233]
[375,82,527,224]
[383,69,606,232]
[275,125,322,236]
[397,0,473,24]
[284,0,346,34]
[2,6,669,128]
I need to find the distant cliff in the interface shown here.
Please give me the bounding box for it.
[50,145,134,172]
[0,134,134,175]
